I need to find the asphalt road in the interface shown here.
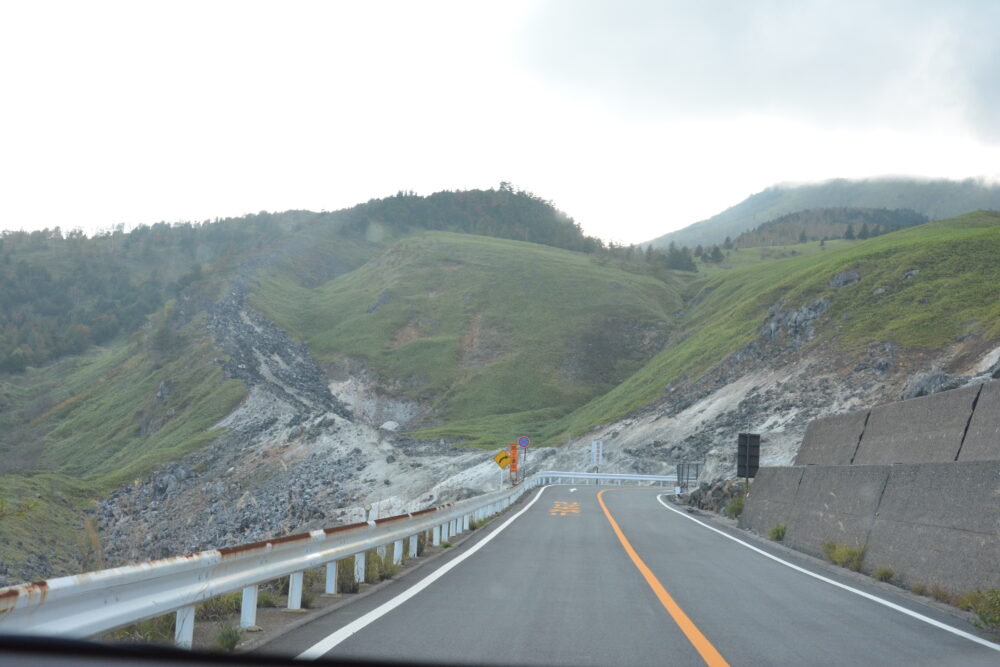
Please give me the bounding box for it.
[260,485,1000,666]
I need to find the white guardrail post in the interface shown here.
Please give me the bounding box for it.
[174,605,195,648]
[324,561,338,595]
[0,470,676,647]
[240,585,258,628]
[287,572,304,611]
[393,540,403,566]
[354,551,366,584]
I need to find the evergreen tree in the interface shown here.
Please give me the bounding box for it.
[858,222,870,239]
[844,224,856,240]
[665,243,697,272]
[723,236,733,249]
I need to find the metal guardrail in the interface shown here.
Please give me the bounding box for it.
[537,471,677,485]
[0,470,676,647]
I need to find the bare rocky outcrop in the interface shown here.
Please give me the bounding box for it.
[95,282,493,567]
[540,307,1000,491]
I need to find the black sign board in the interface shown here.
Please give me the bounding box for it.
[737,433,760,479]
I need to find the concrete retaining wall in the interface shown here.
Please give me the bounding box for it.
[852,384,981,464]
[738,467,803,535]
[794,410,869,465]
[782,465,890,559]
[741,379,1000,593]
[863,461,1000,593]
[958,380,1000,461]
[741,461,1000,593]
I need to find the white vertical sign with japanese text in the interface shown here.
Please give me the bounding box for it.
[591,440,603,466]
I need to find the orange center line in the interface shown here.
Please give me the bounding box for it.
[597,489,729,667]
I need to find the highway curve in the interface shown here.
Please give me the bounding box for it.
[259,485,1000,666]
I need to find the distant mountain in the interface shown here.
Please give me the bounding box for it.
[648,177,1000,249]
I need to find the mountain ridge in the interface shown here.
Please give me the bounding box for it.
[648,177,1000,249]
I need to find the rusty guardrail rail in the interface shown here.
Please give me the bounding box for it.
[0,470,675,647]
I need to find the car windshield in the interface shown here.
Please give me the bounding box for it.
[2,1,999,665]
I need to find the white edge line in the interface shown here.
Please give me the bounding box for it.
[654,494,1000,653]
[296,486,550,660]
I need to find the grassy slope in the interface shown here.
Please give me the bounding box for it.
[693,239,856,277]
[0,314,246,577]
[253,232,682,447]
[547,211,1000,441]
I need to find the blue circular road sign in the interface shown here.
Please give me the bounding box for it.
[518,436,530,447]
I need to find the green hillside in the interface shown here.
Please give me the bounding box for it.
[0,313,246,577]
[649,177,1000,249]
[0,187,622,577]
[550,210,1000,440]
[253,232,683,447]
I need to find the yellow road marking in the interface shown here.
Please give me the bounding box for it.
[549,501,581,516]
[598,489,729,667]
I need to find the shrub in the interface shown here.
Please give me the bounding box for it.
[214,624,241,652]
[196,591,241,621]
[930,585,951,603]
[821,541,866,571]
[767,523,787,541]
[304,568,325,590]
[301,591,316,609]
[257,591,278,608]
[952,590,984,612]
[442,541,452,548]
[337,557,359,594]
[910,583,927,596]
[105,614,175,644]
[416,533,426,556]
[365,549,385,584]
[724,495,745,520]
[872,567,894,583]
[968,589,1000,633]
[382,561,401,579]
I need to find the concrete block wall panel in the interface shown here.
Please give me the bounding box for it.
[782,465,891,559]
[738,466,804,533]
[794,410,870,465]
[852,385,981,464]
[864,461,1000,593]
[958,379,1000,461]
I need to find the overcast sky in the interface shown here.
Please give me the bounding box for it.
[2,1,998,244]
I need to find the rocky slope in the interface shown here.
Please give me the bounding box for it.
[540,312,1000,485]
[96,283,502,566]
